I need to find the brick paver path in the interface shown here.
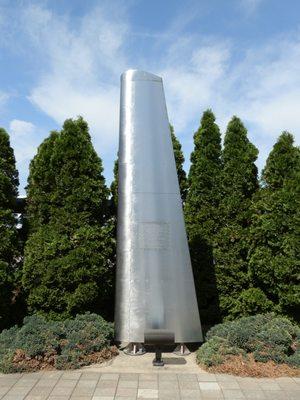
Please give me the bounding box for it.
[0,371,299,400]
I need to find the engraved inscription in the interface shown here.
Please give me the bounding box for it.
[139,222,170,249]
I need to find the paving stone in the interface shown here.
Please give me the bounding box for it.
[138,389,158,398]
[180,389,201,398]
[178,375,198,382]
[200,391,224,399]
[25,395,52,400]
[263,391,286,399]
[114,397,137,400]
[120,374,139,381]
[237,380,257,390]
[275,377,295,384]
[48,397,72,400]
[43,372,63,379]
[91,397,114,400]
[197,375,217,383]
[222,389,245,399]
[242,390,266,399]
[0,378,20,387]
[0,386,11,396]
[2,395,27,400]
[0,373,23,379]
[70,397,92,400]
[258,382,281,391]
[98,374,119,381]
[35,379,60,388]
[198,382,221,391]
[158,389,180,399]
[116,387,138,397]
[27,386,53,397]
[71,387,95,396]
[158,375,177,382]
[14,379,38,387]
[62,372,82,380]
[277,381,299,391]
[118,380,139,388]
[180,381,200,390]
[50,386,75,396]
[285,391,300,400]
[139,374,158,382]
[158,381,178,390]
[76,381,97,388]
[139,381,158,389]
[80,372,101,381]
[215,374,236,382]
[97,381,118,388]
[56,380,78,388]
[5,386,32,395]
[93,387,116,396]
[219,381,240,390]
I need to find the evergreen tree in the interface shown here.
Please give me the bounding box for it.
[110,160,118,212]
[0,128,19,330]
[185,110,222,324]
[26,131,59,230]
[23,117,115,320]
[170,125,188,202]
[214,116,260,319]
[248,132,300,321]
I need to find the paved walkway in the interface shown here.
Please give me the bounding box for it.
[0,352,299,400]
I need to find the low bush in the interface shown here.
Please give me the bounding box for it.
[197,313,300,375]
[0,312,117,373]
[196,336,245,367]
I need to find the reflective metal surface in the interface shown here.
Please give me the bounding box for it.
[115,70,202,343]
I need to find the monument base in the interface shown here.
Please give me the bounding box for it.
[123,343,146,356]
[173,343,191,356]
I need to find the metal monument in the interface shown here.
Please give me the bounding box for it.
[114,70,202,352]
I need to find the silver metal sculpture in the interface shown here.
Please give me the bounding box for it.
[114,70,202,348]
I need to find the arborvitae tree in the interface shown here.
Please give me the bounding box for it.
[170,125,188,202]
[214,116,260,319]
[185,110,222,324]
[26,131,59,229]
[23,117,115,320]
[110,160,118,213]
[0,128,20,330]
[248,132,300,321]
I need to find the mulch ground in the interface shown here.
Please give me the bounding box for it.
[203,354,300,377]
[11,345,119,372]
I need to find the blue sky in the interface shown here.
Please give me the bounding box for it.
[0,0,300,195]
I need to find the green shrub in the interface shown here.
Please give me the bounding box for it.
[287,350,300,368]
[196,336,244,367]
[197,313,299,368]
[0,312,114,373]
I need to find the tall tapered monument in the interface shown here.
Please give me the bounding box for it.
[115,70,202,347]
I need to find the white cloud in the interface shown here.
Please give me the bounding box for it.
[160,40,230,132]
[20,3,129,153]
[10,119,35,136]
[8,119,42,195]
[155,29,300,172]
